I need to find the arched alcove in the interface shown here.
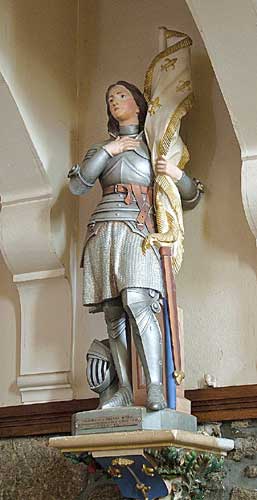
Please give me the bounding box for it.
[73,0,257,398]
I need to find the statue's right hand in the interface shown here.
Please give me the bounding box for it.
[103,136,140,156]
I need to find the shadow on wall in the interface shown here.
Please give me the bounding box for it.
[185,53,217,185]
[78,0,107,151]
[185,53,257,276]
[9,0,76,133]
[179,47,257,387]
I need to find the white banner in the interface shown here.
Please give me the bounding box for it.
[143,29,193,273]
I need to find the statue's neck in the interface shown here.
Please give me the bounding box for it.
[119,124,140,136]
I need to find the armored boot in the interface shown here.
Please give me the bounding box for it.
[101,298,133,408]
[122,288,167,411]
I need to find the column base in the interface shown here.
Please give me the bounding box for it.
[17,372,73,403]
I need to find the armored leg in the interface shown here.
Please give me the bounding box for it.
[101,298,133,408]
[122,288,167,411]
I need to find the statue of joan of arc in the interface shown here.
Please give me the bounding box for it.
[68,30,202,411]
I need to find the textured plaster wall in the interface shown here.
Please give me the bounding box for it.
[74,0,257,397]
[0,0,77,405]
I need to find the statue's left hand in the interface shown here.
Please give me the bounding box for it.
[156,157,183,182]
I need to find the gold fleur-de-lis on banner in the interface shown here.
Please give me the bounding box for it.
[149,97,162,116]
[161,57,178,72]
[176,80,192,92]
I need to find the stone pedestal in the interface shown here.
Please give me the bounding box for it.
[49,430,234,500]
[49,429,234,456]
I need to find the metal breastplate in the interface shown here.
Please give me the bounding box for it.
[100,140,152,187]
[89,141,154,224]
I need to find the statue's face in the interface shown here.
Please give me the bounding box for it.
[107,85,139,125]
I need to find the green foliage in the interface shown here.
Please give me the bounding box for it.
[64,451,93,465]
[146,447,225,499]
[64,449,225,500]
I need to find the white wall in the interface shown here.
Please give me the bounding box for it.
[0,0,77,405]
[73,0,257,397]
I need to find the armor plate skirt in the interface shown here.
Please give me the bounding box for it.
[83,221,164,306]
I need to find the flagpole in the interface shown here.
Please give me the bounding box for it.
[158,26,167,51]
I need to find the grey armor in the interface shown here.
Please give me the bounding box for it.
[69,126,200,221]
[69,123,201,410]
[122,288,166,410]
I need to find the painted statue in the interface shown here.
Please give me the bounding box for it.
[68,30,202,412]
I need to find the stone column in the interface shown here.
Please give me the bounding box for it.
[0,74,73,403]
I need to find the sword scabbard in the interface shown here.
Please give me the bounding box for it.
[160,246,183,383]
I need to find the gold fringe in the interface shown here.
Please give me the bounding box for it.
[155,195,170,235]
[155,179,184,274]
[144,35,192,103]
[156,176,184,235]
[158,93,194,157]
[177,144,190,170]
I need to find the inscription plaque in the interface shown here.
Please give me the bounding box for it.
[72,407,197,436]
